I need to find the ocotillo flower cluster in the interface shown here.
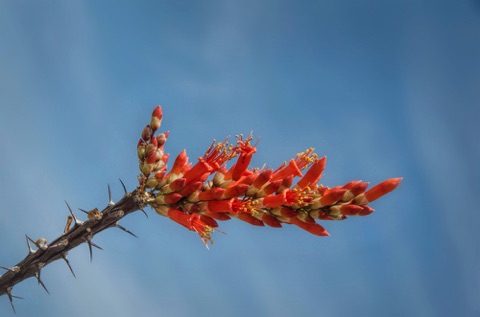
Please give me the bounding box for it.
[0,105,401,311]
[138,106,402,247]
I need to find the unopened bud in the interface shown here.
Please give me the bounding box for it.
[145,177,159,188]
[152,106,163,120]
[141,125,153,141]
[137,139,146,159]
[141,161,154,175]
[146,143,157,156]
[150,106,163,131]
[156,132,168,146]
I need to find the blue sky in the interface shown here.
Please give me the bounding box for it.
[0,1,479,316]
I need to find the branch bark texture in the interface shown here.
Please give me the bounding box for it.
[0,189,152,304]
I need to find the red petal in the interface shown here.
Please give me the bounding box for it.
[200,215,219,228]
[263,191,287,208]
[262,213,282,228]
[236,213,265,226]
[198,187,225,200]
[340,204,364,216]
[223,183,249,198]
[202,212,232,220]
[169,178,186,191]
[320,187,347,206]
[365,178,402,202]
[290,217,329,236]
[152,106,163,120]
[271,159,303,182]
[296,156,326,189]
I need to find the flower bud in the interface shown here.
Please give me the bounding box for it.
[156,132,168,146]
[150,106,163,131]
[137,139,146,159]
[141,125,153,141]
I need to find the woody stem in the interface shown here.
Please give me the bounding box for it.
[0,188,153,297]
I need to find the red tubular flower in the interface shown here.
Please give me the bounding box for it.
[262,180,284,196]
[201,199,235,213]
[276,175,294,194]
[246,169,273,196]
[279,206,297,217]
[263,192,287,208]
[290,217,329,236]
[252,169,273,188]
[359,205,375,216]
[167,208,214,247]
[320,187,348,206]
[271,159,303,182]
[155,193,182,204]
[261,213,282,228]
[364,178,403,202]
[167,150,189,180]
[202,212,231,220]
[166,208,191,229]
[295,156,326,189]
[340,204,364,216]
[168,178,186,192]
[343,180,362,190]
[182,158,212,185]
[179,181,204,196]
[222,183,249,199]
[285,188,313,207]
[349,181,369,196]
[200,215,218,228]
[232,134,257,180]
[236,213,265,226]
[182,140,237,185]
[203,139,237,169]
[197,187,225,201]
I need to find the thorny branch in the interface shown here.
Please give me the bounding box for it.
[0,188,153,312]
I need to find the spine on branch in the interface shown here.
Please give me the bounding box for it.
[0,188,153,312]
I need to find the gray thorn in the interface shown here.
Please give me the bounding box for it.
[89,241,103,250]
[61,253,76,278]
[35,270,50,295]
[78,208,88,215]
[116,222,138,238]
[86,239,103,262]
[65,201,83,225]
[7,294,16,314]
[87,241,93,261]
[108,184,114,206]
[6,288,22,314]
[140,208,149,218]
[0,266,13,272]
[25,235,36,254]
[119,178,127,194]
